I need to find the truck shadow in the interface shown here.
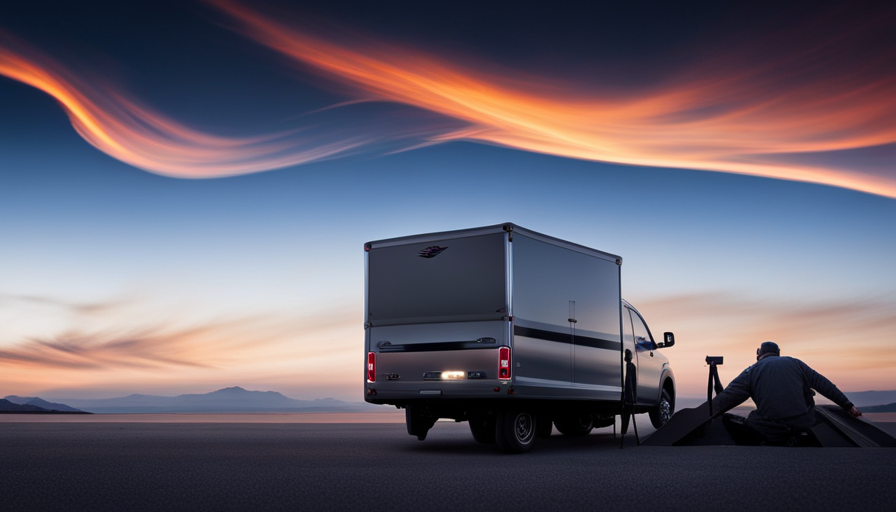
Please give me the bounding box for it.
[401,431,646,455]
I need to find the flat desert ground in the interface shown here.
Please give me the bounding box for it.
[2,413,895,511]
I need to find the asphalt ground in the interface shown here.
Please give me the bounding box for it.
[2,421,894,512]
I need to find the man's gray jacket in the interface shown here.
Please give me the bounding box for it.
[711,355,853,429]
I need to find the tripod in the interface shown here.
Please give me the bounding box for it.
[706,356,724,417]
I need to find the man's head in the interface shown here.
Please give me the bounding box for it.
[756,341,780,361]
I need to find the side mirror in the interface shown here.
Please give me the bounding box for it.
[659,332,675,348]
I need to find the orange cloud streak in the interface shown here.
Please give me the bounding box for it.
[0,33,368,178]
[211,0,896,198]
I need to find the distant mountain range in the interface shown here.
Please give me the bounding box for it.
[844,391,896,408]
[6,387,895,415]
[29,387,373,414]
[863,403,896,413]
[1,396,88,414]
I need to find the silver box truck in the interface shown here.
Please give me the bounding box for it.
[364,223,676,452]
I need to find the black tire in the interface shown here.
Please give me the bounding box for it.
[469,415,497,444]
[649,388,674,429]
[553,415,594,437]
[495,411,537,453]
[406,407,436,441]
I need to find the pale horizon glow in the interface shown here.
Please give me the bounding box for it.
[3,289,894,401]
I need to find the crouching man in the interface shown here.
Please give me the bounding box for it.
[711,341,862,445]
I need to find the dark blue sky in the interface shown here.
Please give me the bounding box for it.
[1,0,895,399]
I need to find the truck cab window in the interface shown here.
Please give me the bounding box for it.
[631,313,657,350]
[623,308,635,347]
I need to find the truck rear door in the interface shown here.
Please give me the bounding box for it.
[365,231,510,398]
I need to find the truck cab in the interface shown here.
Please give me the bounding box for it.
[623,300,675,427]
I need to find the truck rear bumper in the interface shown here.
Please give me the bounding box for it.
[365,380,510,401]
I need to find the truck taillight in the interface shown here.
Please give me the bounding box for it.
[367,352,376,382]
[498,347,511,379]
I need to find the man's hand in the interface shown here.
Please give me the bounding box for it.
[848,405,862,417]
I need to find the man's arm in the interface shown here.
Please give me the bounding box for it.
[710,368,752,416]
[800,360,862,417]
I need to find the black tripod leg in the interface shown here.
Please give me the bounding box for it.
[707,364,724,417]
[712,365,724,395]
[620,412,627,449]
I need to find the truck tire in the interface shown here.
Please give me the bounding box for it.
[554,415,594,436]
[495,411,537,453]
[469,415,497,444]
[649,388,674,429]
[406,406,436,441]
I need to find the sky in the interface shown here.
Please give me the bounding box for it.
[1,0,895,403]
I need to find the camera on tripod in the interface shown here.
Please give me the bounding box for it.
[706,356,725,416]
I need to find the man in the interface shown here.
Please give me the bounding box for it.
[711,341,862,445]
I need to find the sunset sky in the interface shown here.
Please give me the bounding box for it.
[2,0,895,403]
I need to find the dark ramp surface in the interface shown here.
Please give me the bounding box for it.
[815,405,896,447]
[643,403,896,447]
[1,421,895,511]
[641,402,714,446]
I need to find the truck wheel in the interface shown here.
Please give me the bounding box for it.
[406,407,436,441]
[495,411,537,453]
[649,388,674,429]
[469,415,497,444]
[554,415,594,436]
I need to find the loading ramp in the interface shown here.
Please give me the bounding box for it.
[642,404,896,447]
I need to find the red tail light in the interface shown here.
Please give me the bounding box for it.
[498,347,511,379]
[367,352,376,383]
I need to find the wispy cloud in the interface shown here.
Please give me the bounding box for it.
[0,291,363,397]
[0,31,382,178]
[210,0,896,198]
[1,320,250,370]
[0,293,126,316]
[0,301,356,372]
[2,3,893,195]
